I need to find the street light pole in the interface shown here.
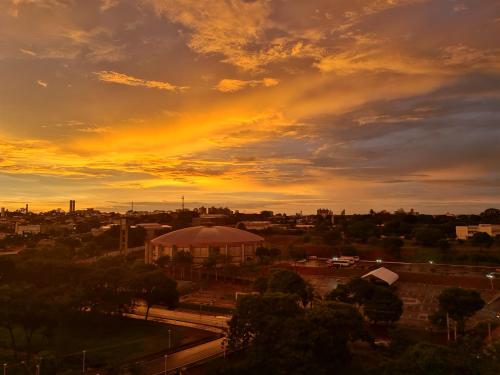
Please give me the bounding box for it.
[82,350,86,373]
[3,363,7,375]
[486,273,495,289]
[164,354,168,375]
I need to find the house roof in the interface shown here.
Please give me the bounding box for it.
[362,267,399,285]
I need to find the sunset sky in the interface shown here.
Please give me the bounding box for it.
[1,0,499,214]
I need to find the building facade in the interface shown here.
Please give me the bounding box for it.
[145,226,264,264]
[456,224,500,240]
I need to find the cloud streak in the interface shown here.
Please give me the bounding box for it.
[215,78,279,92]
[94,71,189,92]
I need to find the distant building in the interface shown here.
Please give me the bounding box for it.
[132,223,172,238]
[237,221,272,230]
[0,207,5,217]
[192,214,229,226]
[456,224,500,240]
[15,223,41,235]
[69,200,76,213]
[317,208,333,217]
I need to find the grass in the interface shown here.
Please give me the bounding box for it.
[0,313,216,372]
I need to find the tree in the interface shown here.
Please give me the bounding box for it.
[288,245,306,266]
[363,287,403,324]
[269,247,281,259]
[156,255,170,268]
[267,269,313,307]
[131,270,179,320]
[437,287,485,333]
[173,250,193,279]
[253,276,268,294]
[415,227,444,247]
[327,278,403,324]
[255,246,270,263]
[382,237,404,259]
[480,208,500,224]
[228,293,302,349]
[470,232,493,249]
[338,245,358,256]
[382,338,500,375]
[437,239,451,252]
[227,294,371,375]
[327,278,376,305]
[322,230,342,246]
[347,221,378,242]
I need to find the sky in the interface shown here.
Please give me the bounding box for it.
[0,0,499,214]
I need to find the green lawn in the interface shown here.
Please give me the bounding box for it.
[0,313,216,372]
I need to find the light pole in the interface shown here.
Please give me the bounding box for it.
[36,364,40,375]
[486,273,495,289]
[82,350,86,373]
[168,329,172,349]
[3,363,7,375]
[164,354,168,375]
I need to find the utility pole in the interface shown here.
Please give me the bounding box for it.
[182,196,185,211]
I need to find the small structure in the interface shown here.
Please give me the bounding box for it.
[362,267,399,286]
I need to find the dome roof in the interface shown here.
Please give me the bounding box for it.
[150,226,264,247]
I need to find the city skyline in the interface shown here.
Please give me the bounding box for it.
[1,0,500,214]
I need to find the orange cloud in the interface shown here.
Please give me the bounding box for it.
[95,71,189,91]
[215,77,279,92]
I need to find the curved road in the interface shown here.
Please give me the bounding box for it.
[126,307,230,374]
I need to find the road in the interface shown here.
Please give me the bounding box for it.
[133,337,225,375]
[132,305,230,332]
[123,307,229,374]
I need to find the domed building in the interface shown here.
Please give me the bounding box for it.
[145,226,264,264]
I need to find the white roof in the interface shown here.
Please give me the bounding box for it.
[362,267,399,285]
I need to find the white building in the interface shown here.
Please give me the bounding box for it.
[15,223,41,235]
[456,224,500,240]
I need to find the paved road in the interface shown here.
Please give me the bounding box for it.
[133,305,230,331]
[135,337,225,375]
[123,307,229,374]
